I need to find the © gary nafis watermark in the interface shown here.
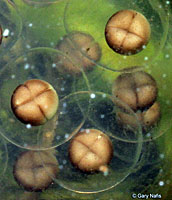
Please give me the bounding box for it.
[132,193,162,199]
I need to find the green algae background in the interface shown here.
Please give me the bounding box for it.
[0,0,172,199]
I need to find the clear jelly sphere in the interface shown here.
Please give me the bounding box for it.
[38,92,143,193]
[0,48,91,150]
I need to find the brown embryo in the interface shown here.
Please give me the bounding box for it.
[117,101,160,129]
[56,32,101,74]
[13,150,58,192]
[69,129,113,173]
[105,10,151,55]
[112,71,160,129]
[11,79,59,126]
[112,71,157,111]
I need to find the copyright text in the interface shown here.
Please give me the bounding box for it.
[131,193,162,199]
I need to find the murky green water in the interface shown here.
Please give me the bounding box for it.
[0,0,172,199]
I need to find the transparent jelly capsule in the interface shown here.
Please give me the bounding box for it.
[88,91,172,143]
[0,48,90,150]
[0,0,22,59]
[40,120,142,193]
[87,91,143,143]
[63,0,169,71]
